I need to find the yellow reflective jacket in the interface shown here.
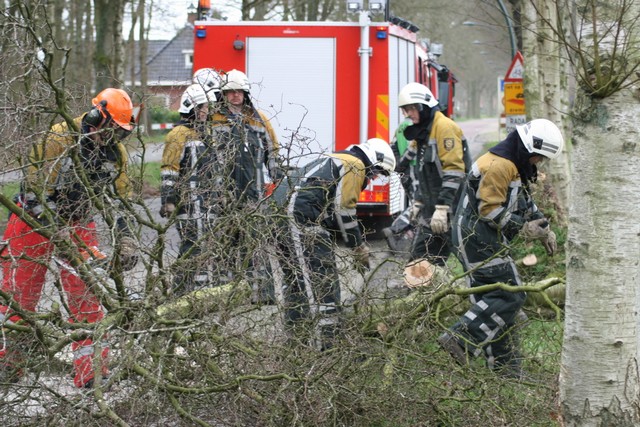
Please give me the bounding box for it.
[25,115,131,220]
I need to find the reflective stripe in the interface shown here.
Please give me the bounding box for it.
[340,217,359,230]
[73,340,108,359]
[442,181,460,190]
[428,138,444,177]
[443,170,466,178]
[300,158,330,184]
[317,303,337,314]
[491,312,506,328]
[185,140,205,149]
[466,256,512,270]
[334,215,349,244]
[74,346,94,358]
[287,214,317,314]
[479,322,493,338]
[317,315,339,326]
[485,206,506,222]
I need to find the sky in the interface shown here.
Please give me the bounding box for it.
[145,0,242,40]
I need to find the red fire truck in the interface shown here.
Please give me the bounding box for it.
[192,17,456,218]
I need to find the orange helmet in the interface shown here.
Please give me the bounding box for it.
[92,88,134,131]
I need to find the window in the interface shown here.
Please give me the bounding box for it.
[182,49,194,69]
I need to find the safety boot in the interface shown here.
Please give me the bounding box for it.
[383,227,402,253]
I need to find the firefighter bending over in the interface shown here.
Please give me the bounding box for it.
[439,119,563,378]
[278,138,396,351]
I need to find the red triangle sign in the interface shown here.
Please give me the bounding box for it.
[504,51,524,82]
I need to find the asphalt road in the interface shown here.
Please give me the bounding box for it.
[458,117,502,160]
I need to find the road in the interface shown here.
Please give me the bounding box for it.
[458,117,502,160]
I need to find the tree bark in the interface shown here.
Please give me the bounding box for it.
[93,0,126,90]
[561,86,640,425]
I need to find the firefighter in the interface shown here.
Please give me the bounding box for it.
[438,119,564,378]
[278,138,396,350]
[192,67,222,100]
[394,82,471,266]
[160,83,219,294]
[207,69,282,302]
[0,88,138,387]
[214,68,282,198]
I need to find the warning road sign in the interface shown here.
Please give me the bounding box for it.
[504,51,524,82]
[504,82,525,115]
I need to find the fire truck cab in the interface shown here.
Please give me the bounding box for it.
[193,17,456,218]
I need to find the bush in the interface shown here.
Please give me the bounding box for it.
[149,106,180,124]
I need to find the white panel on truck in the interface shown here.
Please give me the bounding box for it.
[388,35,416,142]
[246,37,336,168]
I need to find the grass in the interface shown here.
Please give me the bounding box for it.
[343,311,563,426]
[132,160,161,191]
[0,181,20,222]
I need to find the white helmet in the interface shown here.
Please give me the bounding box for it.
[179,83,215,114]
[192,68,221,94]
[516,119,564,159]
[358,138,396,174]
[398,82,439,109]
[222,69,250,92]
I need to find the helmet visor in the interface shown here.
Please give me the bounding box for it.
[400,104,423,115]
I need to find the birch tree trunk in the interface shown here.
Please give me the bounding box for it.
[560,1,640,423]
[521,0,572,217]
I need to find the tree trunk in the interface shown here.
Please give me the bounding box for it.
[137,0,150,130]
[521,0,571,218]
[93,0,125,90]
[561,86,640,425]
[561,0,640,420]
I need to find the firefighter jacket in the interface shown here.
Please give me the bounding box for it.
[457,151,544,244]
[25,115,131,222]
[404,110,467,216]
[160,123,206,211]
[208,106,280,203]
[290,152,368,249]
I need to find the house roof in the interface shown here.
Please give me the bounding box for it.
[127,24,194,87]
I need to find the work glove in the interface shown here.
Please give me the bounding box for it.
[520,218,550,240]
[541,230,557,256]
[410,201,423,222]
[352,243,371,272]
[116,236,139,271]
[159,202,176,218]
[430,205,450,235]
